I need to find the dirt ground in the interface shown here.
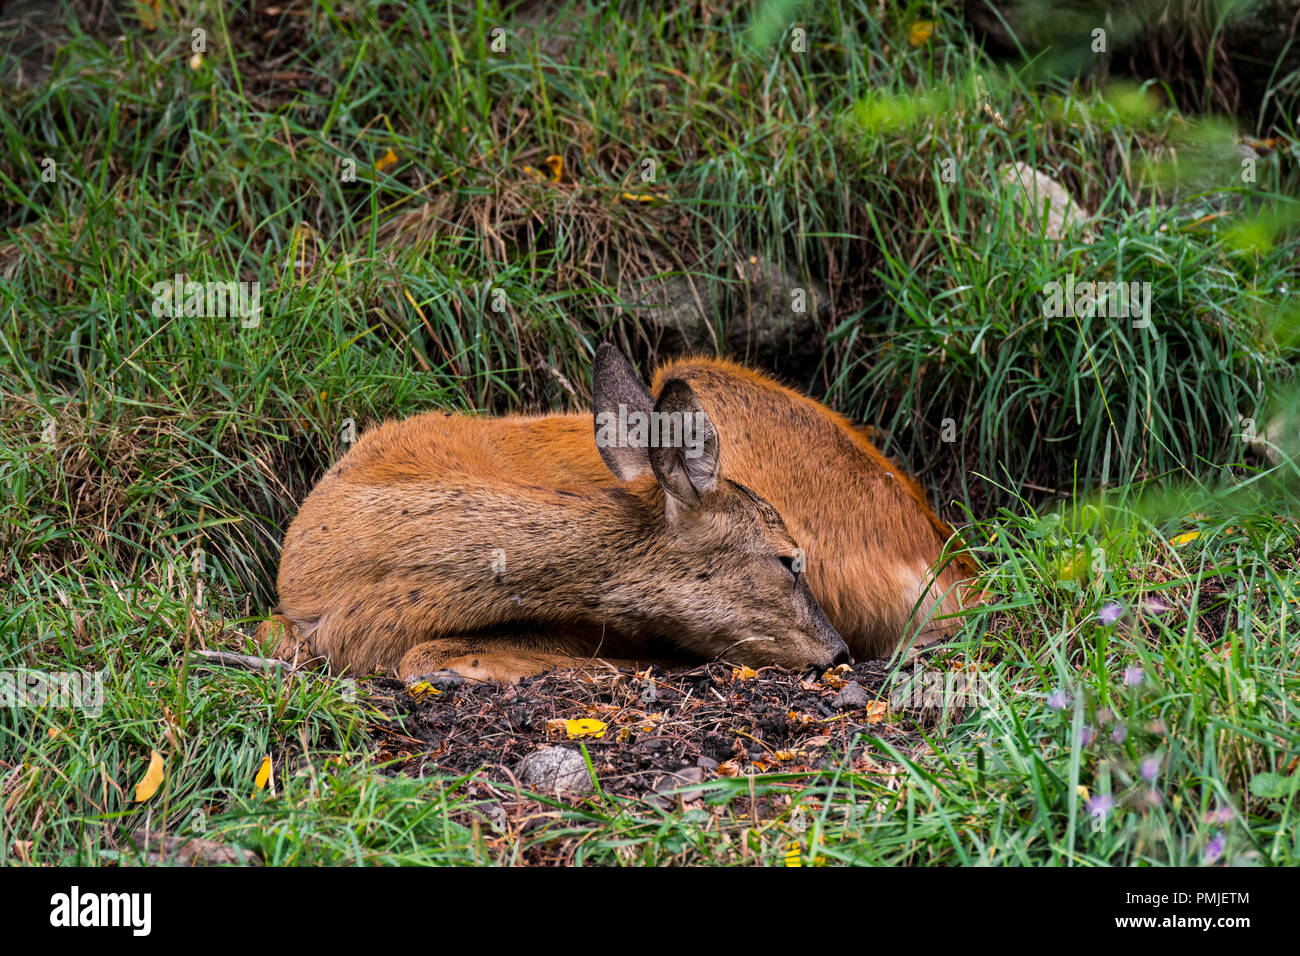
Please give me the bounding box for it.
[365,659,942,815]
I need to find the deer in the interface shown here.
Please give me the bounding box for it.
[640,348,974,660]
[258,347,851,681]
[259,345,972,681]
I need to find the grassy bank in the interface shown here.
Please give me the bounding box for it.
[1,0,1296,865]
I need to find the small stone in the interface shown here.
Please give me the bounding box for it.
[655,766,704,791]
[832,681,871,709]
[516,747,593,795]
[645,766,705,809]
[408,671,465,692]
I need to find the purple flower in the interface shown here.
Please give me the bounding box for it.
[1111,725,1127,744]
[1144,788,1162,806]
[1086,794,1114,820]
[1123,666,1144,687]
[1203,831,1226,865]
[1047,689,1072,711]
[1205,805,1234,825]
[1143,596,1170,615]
[1098,602,1124,625]
[1140,756,1160,782]
[1079,725,1096,746]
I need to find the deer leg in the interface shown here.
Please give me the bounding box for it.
[399,633,670,683]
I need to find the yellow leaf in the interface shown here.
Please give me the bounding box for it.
[188,53,203,71]
[254,755,272,794]
[1171,531,1201,546]
[865,701,889,725]
[732,666,758,682]
[407,681,442,699]
[619,191,658,203]
[784,842,802,867]
[1058,549,1089,581]
[375,149,398,172]
[540,154,563,182]
[134,0,162,31]
[563,718,606,739]
[133,750,164,802]
[908,21,935,47]
[821,668,848,689]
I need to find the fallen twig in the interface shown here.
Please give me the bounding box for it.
[191,649,294,673]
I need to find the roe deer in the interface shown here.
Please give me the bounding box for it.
[641,349,974,659]
[511,347,974,660]
[260,354,850,680]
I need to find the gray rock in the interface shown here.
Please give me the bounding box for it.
[832,681,871,709]
[645,765,706,809]
[998,162,1093,242]
[516,747,594,795]
[408,671,465,692]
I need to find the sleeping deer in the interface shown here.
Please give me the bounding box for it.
[259,349,851,680]
[260,346,971,680]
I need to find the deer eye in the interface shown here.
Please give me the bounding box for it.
[778,555,798,576]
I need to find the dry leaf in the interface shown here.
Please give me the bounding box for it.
[821,668,848,689]
[1058,549,1090,581]
[908,21,935,47]
[253,755,272,794]
[539,154,563,182]
[407,681,442,699]
[133,750,164,802]
[1171,531,1201,546]
[865,701,889,725]
[563,718,606,739]
[732,666,758,682]
[375,149,398,172]
[134,0,162,31]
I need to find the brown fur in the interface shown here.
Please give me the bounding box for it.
[260,361,848,679]
[650,355,975,658]
[259,349,971,679]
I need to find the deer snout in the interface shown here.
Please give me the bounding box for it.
[818,634,853,670]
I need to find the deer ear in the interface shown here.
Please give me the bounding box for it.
[592,343,654,480]
[649,378,719,506]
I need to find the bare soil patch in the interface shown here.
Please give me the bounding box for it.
[365,660,934,812]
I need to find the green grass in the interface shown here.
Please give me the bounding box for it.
[1,0,1297,865]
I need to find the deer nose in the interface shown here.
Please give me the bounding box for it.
[830,647,853,667]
